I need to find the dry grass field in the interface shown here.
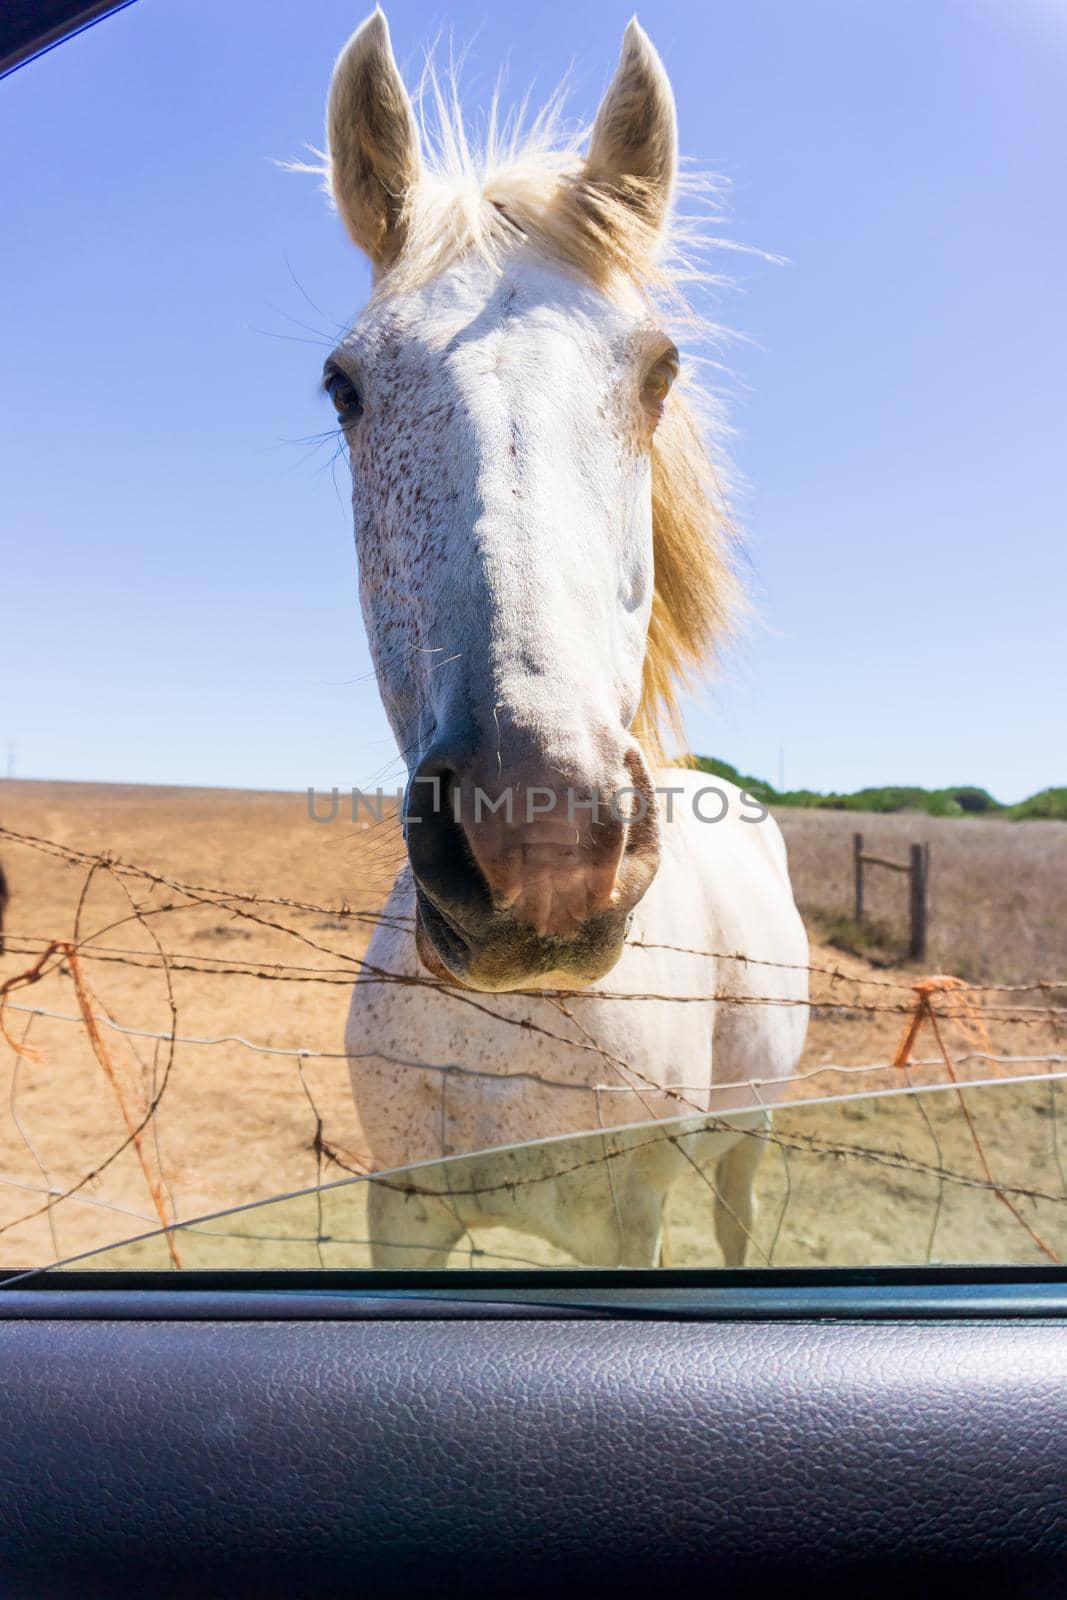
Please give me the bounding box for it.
[0,779,1064,1271]
[778,808,1067,985]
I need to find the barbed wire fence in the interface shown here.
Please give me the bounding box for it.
[1,822,1066,1271]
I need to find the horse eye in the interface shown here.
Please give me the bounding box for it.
[325,367,364,424]
[642,345,680,411]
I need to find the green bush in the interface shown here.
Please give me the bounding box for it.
[690,760,1058,821]
[1008,787,1067,821]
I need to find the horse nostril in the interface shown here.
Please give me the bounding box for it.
[404,756,455,834]
[405,755,492,916]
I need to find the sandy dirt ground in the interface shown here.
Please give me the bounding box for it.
[1,780,1063,1270]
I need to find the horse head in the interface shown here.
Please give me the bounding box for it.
[322,10,735,990]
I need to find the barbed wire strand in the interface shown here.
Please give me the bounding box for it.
[3,1001,1062,1092]
[2,823,1066,998]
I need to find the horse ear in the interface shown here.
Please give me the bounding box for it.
[327,9,422,272]
[583,18,677,236]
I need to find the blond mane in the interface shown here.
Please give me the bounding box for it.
[307,71,743,760]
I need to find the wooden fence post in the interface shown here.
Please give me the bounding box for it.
[853,833,864,923]
[908,842,929,961]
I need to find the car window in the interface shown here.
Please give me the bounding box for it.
[25,1074,1066,1273]
[1,0,1064,1279]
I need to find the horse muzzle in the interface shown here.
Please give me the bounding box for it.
[404,745,660,991]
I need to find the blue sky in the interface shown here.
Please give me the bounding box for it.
[2,0,1063,802]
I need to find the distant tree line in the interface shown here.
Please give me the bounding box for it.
[693,758,1067,821]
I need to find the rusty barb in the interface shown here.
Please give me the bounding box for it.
[0,939,183,1268]
[894,974,1060,1264]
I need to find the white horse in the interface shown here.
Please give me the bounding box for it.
[318,11,808,1266]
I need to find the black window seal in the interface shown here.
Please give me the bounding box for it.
[0,0,139,82]
[4,1265,1067,1321]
